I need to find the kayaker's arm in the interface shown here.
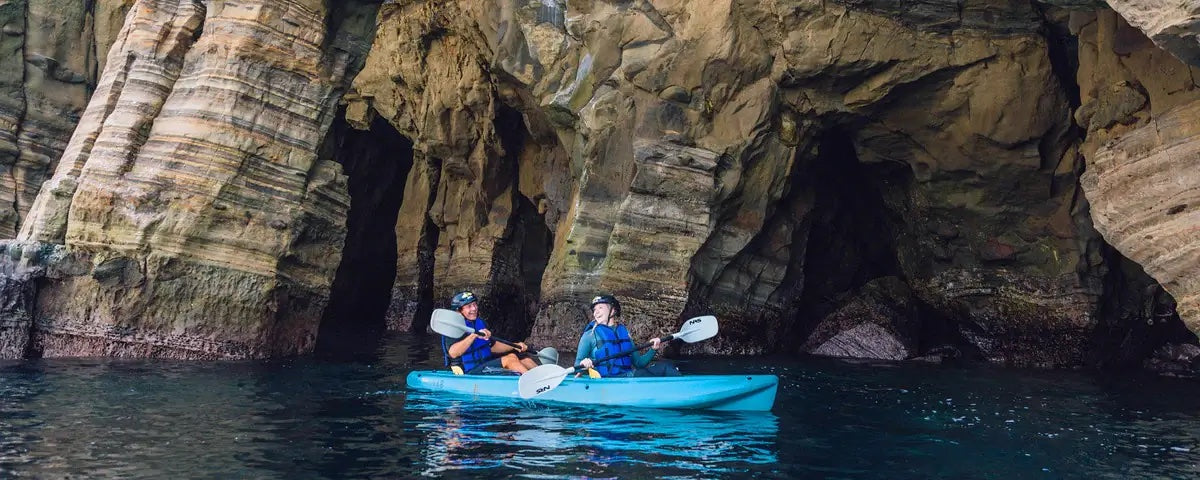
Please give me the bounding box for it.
[574,333,596,366]
[631,337,665,368]
[446,330,489,358]
[631,348,655,368]
[490,341,528,354]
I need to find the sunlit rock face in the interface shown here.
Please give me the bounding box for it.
[0,1,134,239]
[343,0,1129,366]
[1105,0,1200,67]
[1075,9,1200,336]
[2,0,1200,367]
[0,0,380,359]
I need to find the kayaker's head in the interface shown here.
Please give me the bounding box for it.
[451,291,479,320]
[590,294,621,326]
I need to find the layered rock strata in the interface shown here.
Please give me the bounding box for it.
[0,0,380,359]
[339,0,1097,365]
[0,1,134,239]
[2,0,1200,367]
[1075,9,1200,334]
[1106,1,1200,67]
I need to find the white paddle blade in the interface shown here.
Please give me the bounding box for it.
[535,347,560,366]
[518,364,572,399]
[429,309,471,337]
[675,315,718,343]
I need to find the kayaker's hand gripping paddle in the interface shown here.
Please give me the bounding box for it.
[517,315,718,399]
[430,309,560,366]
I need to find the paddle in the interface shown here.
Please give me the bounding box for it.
[517,315,718,399]
[430,308,559,365]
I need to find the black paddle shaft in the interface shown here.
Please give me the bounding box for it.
[464,329,535,354]
[574,334,676,373]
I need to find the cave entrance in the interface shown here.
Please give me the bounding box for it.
[481,104,554,340]
[1089,238,1198,368]
[317,114,414,355]
[796,128,906,320]
[786,126,962,357]
[792,128,974,358]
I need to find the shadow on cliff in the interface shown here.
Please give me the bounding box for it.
[474,104,555,341]
[316,113,413,358]
[788,128,976,363]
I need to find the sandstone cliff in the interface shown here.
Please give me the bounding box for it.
[0,0,379,359]
[337,0,1198,367]
[0,1,134,239]
[1075,7,1200,337]
[1,0,1199,369]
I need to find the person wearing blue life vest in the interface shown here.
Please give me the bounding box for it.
[575,294,680,377]
[442,291,539,375]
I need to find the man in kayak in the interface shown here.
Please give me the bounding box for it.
[576,294,680,377]
[442,291,539,375]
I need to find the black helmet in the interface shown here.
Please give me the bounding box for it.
[590,294,621,317]
[450,291,478,310]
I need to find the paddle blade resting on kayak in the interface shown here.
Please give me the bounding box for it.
[518,315,719,399]
[534,347,559,366]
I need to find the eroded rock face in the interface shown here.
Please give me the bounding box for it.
[0,1,134,239]
[802,277,920,361]
[347,2,570,338]
[1075,9,1200,336]
[1106,1,1200,67]
[337,0,1197,367]
[0,0,381,359]
[3,0,1199,366]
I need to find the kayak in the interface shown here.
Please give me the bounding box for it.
[405,370,779,411]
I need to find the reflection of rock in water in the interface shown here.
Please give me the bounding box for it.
[404,390,779,475]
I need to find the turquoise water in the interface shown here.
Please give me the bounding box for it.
[2,333,1200,478]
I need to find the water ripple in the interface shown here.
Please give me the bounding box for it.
[1,338,1200,478]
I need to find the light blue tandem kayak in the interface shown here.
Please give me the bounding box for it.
[405,371,779,411]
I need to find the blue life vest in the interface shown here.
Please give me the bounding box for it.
[585,321,635,377]
[442,317,492,372]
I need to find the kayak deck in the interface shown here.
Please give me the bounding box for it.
[405,371,778,411]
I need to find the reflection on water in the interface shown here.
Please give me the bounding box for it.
[405,391,779,477]
[3,333,1200,478]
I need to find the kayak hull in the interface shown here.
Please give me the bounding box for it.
[405,371,778,411]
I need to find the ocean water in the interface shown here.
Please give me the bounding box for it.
[2,332,1199,479]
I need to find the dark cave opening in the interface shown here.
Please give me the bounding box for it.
[791,128,963,357]
[1088,245,1198,369]
[486,193,554,340]
[317,113,414,355]
[1035,4,1082,111]
[404,192,441,335]
[479,104,554,341]
[796,129,905,319]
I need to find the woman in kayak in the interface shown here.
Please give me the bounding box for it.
[442,291,539,375]
[576,294,680,377]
